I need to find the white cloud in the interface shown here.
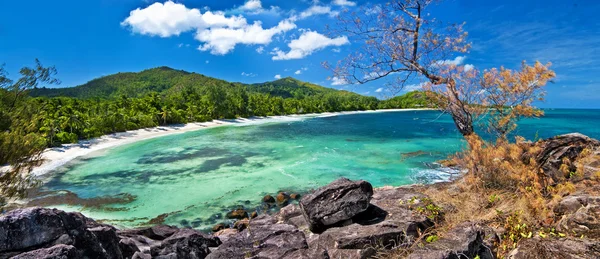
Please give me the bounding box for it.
[331,76,349,86]
[436,56,466,66]
[405,82,427,91]
[333,0,357,6]
[375,87,384,93]
[272,31,349,60]
[122,1,294,55]
[121,1,246,37]
[256,46,265,54]
[205,60,210,64]
[295,70,302,75]
[240,0,262,11]
[435,56,475,71]
[197,19,296,55]
[298,5,334,19]
[363,72,383,80]
[241,72,257,77]
[332,48,341,53]
[274,74,282,79]
[233,0,282,15]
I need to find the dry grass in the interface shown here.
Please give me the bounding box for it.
[377,136,600,258]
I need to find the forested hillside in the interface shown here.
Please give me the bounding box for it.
[377,91,435,109]
[30,67,236,99]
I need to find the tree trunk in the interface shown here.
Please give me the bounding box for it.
[448,102,474,136]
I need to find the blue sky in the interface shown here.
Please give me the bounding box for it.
[1,0,598,108]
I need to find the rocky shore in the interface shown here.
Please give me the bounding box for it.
[1,133,599,258]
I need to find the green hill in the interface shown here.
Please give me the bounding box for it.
[30,67,362,100]
[248,77,348,98]
[29,66,234,99]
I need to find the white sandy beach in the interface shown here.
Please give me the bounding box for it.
[9,108,428,177]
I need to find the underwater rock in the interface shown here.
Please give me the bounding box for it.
[276,192,290,205]
[225,208,248,219]
[233,218,249,231]
[262,194,275,203]
[290,193,301,200]
[211,223,226,233]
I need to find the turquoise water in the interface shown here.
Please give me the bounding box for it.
[36,109,600,229]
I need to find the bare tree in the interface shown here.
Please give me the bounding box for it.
[327,0,555,139]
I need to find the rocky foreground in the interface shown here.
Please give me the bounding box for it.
[1,133,600,258]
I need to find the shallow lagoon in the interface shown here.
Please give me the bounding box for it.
[37,109,600,229]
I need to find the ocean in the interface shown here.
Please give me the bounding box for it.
[37,109,600,229]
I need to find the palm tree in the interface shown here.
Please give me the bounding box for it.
[159,106,169,125]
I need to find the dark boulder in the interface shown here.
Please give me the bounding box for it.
[118,226,220,259]
[557,202,600,239]
[117,225,179,241]
[299,178,373,233]
[0,207,122,259]
[118,238,140,259]
[88,226,123,259]
[532,133,600,184]
[276,192,290,205]
[207,215,309,259]
[225,209,248,220]
[150,228,220,259]
[313,187,437,255]
[233,219,249,231]
[211,224,226,233]
[262,195,275,203]
[9,244,78,259]
[407,222,495,259]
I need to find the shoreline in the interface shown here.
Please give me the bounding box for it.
[15,108,431,178]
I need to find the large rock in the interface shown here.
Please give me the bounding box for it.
[207,215,319,259]
[118,226,220,259]
[312,187,437,256]
[150,228,220,259]
[9,244,78,259]
[0,207,122,259]
[554,195,598,215]
[299,178,373,233]
[407,222,495,259]
[507,238,600,259]
[533,133,600,183]
[557,202,600,239]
